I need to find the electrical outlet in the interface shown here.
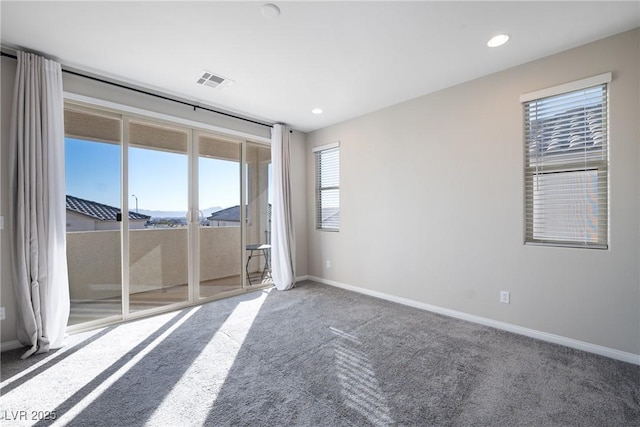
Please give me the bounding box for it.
[326,260,331,269]
[500,291,510,304]
[0,307,5,320]
[0,215,4,230]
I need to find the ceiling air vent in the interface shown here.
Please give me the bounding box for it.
[197,71,234,90]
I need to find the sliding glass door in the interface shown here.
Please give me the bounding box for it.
[64,102,271,329]
[245,142,272,286]
[197,133,242,298]
[65,106,123,326]
[127,119,190,313]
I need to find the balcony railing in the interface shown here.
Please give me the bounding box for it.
[67,227,267,303]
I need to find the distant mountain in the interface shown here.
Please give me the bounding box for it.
[138,206,223,219]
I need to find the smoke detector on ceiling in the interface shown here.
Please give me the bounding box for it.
[197,71,234,90]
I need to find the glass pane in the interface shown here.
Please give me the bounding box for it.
[526,85,606,167]
[198,134,242,298]
[245,143,272,286]
[533,170,599,243]
[128,121,189,312]
[65,131,123,325]
[320,189,340,229]
[319,147,340,187]
[316,147,340,230]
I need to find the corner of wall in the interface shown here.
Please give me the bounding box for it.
[290,129,309,277]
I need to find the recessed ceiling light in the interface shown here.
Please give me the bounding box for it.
[311,108,323,115]
[261,4,281,18]
[487,34,510,48]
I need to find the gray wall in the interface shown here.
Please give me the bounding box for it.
[291,130,309,278]
[306,29,639,356]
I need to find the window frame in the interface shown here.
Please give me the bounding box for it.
[313,141,340,231]
[521,73,611,249]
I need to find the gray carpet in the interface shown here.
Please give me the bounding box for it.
[1,280,638,426]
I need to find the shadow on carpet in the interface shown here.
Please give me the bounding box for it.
[1,280,638,426]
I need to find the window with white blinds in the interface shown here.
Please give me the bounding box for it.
[313,142,340,230]
[522,74,610,249]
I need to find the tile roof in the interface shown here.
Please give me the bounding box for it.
[529,104,604,154]
[207,204,271,222]
[207,205,244,222]
[66,195,150,221]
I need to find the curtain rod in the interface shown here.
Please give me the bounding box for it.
[1,51,274,129]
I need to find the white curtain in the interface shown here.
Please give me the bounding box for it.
[270,124,296,290]
[9,51,70,359]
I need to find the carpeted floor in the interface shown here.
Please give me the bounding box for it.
[1,280,638,426]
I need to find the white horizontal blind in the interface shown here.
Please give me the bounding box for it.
[315,145,340,230]
[524,82,608,248]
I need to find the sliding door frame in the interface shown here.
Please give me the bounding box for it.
[122,115,193,322]
[64,94,271,333]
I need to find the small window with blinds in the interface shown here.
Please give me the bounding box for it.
[522,73,610,249]
[313,142,340,231]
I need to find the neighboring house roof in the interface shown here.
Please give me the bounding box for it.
[530,104,604,154]
[207,204,272,222]
[207,205,244,222]
[66,195,150,221]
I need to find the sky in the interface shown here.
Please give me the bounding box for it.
[65,138,243,213]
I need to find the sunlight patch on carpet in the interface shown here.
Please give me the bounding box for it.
[0,327,105,391]
[0,309,194,426]
[52,307,200,425]
[331,327,393,426]
[146,288,271,425]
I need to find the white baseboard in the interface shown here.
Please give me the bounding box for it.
[1,340,23,353]
[295,274,310,282]
[307,275,640,366]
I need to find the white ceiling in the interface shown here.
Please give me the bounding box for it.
[1,1,638,132]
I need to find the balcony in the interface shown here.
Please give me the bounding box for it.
[66,226,271,326]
